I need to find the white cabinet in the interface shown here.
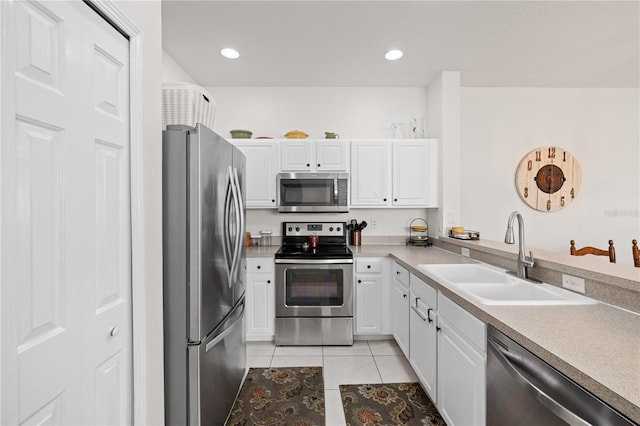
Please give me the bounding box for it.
[232,141,279,208]
[409,273,438,402]
[391,262,410,357]
[281,139,348,172]
[246,258,275,341]
[350,141,391,206]
[392,140,438,207]
[436,293,486,426]
[354,257,389,335]
[350,139,438,207]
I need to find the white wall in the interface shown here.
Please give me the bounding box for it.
[162,49,196,83]
[460,87,640,265]
[207,86,435,237]
[113,1,164,424]
[205,86,428,140]
[425,72,461,237]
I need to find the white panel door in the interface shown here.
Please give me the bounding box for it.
[392,140,438,207]
[350,141,390,207]
[355,275,382,334]
[281,140,314,171]
[234,142,279,208]
[1,1,132,425]
[315,140,348,171]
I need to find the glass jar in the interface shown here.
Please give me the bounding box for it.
[250,236,261,247]
[260,230,272,247]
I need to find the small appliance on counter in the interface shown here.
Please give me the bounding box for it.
[406,218,432,247]
[274,221,354,346]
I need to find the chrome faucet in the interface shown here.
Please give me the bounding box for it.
[504,211,535,279]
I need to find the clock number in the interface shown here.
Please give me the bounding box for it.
[524,187,528,198]
[527,160,532,171]
[548,147,556,159]
[563,151,567,162]
[546,200,551,211]
[570,188,575,199]
[560,196,565,207]
[535,150,542,161]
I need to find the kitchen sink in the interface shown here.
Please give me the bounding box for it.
[417,264,597,306]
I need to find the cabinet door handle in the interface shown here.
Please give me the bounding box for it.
[411,305,427,322]
[271,199,275,203]
[403,293,407,298]
[394,198,398,202]
[436,326,441,332]
[257,265,261,269]
[306,163,310,167]
[267,280,271,284]
[396,271,400,275]
[383,198,387,202]
[427,308,433,323]
[357,279,362,283]
[317,163,321,167]
[367,265,371,269]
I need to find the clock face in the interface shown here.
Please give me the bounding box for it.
[515,146,581,212]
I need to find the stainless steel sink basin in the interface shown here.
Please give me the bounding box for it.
[417,264,597,306]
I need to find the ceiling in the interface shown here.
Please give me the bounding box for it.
[161,1,640,88]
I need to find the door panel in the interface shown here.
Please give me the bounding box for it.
[2,1,132,424]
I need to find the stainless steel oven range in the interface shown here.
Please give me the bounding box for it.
[275,221,354,346]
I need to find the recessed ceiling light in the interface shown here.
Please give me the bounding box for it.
[384,49,404,61]
[220,48,240,59]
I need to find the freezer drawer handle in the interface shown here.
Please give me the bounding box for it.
[205,301,245,352]
[109,326,119,337]
[488,338,591,426]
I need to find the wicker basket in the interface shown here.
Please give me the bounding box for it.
[162,83,215,130]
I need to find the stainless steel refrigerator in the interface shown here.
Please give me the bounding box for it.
[163,123,247,426]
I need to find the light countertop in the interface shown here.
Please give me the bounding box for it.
[247,243,640,422]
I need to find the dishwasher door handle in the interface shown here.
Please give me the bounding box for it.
[488,338,591,426]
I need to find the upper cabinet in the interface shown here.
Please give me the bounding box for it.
[281,139,349,172]
[351,139,438,208]
[231,140,279,209]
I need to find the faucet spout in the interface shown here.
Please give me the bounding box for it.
[504,211,535,279]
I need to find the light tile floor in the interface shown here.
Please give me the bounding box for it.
[246,339,418,426]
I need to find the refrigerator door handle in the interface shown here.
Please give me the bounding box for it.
[233,166,245,265]
[205,298,245,352]
[222,168,234,281]
[228,167,243,287]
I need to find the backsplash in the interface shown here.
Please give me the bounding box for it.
[245,208,434,240]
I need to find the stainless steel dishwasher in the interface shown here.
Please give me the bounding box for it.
[487,326,635,426]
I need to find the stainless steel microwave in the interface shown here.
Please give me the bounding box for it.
[277,172,349,213]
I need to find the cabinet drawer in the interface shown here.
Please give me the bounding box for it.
[409,273,437,308]
[392,262,409,286]
[246,258,274,274]
[438,293,486,353]
[355,258,383,274]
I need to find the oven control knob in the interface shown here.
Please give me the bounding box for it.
[329,227,334,231]
[288,227,293,232]
[295,227,300,232]
[337,227,341,232]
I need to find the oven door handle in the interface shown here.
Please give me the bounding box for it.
[275,258,354,264]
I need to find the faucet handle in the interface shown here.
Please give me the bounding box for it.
[525,250,535,267]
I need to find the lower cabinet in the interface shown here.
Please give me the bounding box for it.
[436,293,486,426]
[408,273,437,402]
[246,258,275,341]
[354,257,391,335]
[391,262,410,357]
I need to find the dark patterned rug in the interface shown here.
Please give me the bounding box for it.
[340,382,446,426]
[226,366,325,426]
